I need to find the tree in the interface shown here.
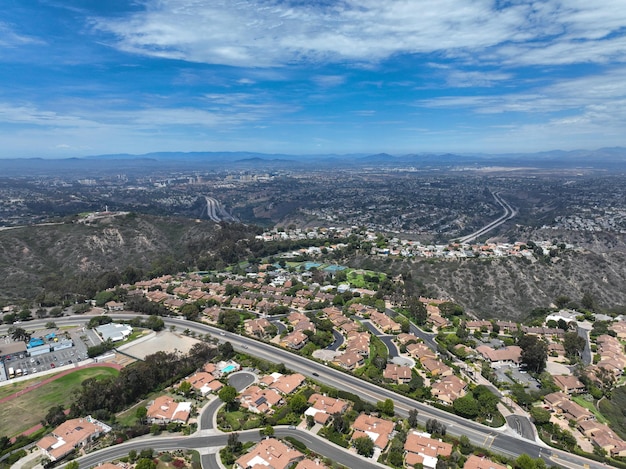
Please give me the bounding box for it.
[227,432,242,452]
[563,332,586,360]
[260,425,274,437]
[289,394,308,414]
[218,310,240,331]
[453,394,479,419]
[332,412,346,433]
[518,334,548,373]
[377,398,394,416]
[406,296,427,325]
[219,341,235,359]
[353,435,374,457]
[426,418,446,436]
[178,380,192,397]
[9,327,30,342]
[219,385,238,410]
[65,462,80,469]
[529,407,551,425]
[581,292,595,312]
[44,405,67,427]
[180,303,200,321]
[408,409,419,428]
[135,458,157,469]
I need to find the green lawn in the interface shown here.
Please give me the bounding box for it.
[217,409,263,431]
[0,366,119,437]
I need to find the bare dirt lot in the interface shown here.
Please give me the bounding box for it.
[120,331,201,359]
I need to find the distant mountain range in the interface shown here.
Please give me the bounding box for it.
[1,147,626,176]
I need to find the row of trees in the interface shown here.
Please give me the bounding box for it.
[70,342,219,419]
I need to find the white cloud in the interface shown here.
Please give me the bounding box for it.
[0,21,43,48]
[91,0,626,68]
[418,67,626,115]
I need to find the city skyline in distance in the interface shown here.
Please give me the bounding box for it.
[2,1,626,158]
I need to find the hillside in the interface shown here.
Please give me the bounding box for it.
[2,214,625,320]
[0,213,261,304]
[361,248,626,320]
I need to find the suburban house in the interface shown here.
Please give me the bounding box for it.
[268,373,306,395]
[295,459,329,469]
[404,432,453,469]
[239,385,283,414]
[37,417,111,462]
[475,345,522,366]
[244,318,275,338]
[147,396,191,424]
[333,351,365,370]
[235,438,303,469]
[369,311,401,333]
[305,393,349,425]
[383,364,413,384]
[463,455,507,469]
[280,330,309,350]
[351,414,395,450]
[579,421,626,457]
[406,342,437,361]
[430,375,467,405]
[552,375,586,395]
[186,371,223,396]
[345,331,370,356]
[421,358,452,377]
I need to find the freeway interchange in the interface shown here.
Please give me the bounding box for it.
[4,315,609,469]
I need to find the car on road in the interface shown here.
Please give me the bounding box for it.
[242,345,248,349]
[220,332,225,336]
[312,372,319,377]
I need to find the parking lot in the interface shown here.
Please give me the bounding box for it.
[2,326,95,379]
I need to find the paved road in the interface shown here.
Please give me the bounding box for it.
[456,191,517,244]
[326,329,344,351]
[506,415,535,441]
[9,316,609,469]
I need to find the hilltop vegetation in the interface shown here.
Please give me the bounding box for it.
[1,212,626,320]
[0,214,261,305]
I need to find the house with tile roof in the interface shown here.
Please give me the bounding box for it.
[147,396,191,424]
[333,351,365,370]
[403,432,452,469]
[430,375,467,405]
[239,385,283,414]
[553,375,585,395]
[383,364,413,384]
[463,454,507,469]
[351,414,395,450]
[235,438,303,469]
[305,393,349,425]
[37,417,111,462]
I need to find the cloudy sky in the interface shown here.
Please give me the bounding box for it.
[2,0,626,157]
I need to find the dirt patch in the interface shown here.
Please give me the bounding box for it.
[120,331,201,359]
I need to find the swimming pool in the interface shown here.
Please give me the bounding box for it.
[222,365,237,373]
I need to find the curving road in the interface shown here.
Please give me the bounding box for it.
[456,191,517,244]
[4,316,608,469]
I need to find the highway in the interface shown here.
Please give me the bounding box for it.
[456,191,517,244]
[3,316,609,469]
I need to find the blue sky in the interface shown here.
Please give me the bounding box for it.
[2,0,626,158]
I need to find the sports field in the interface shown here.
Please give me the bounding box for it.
[0,366,119,438]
